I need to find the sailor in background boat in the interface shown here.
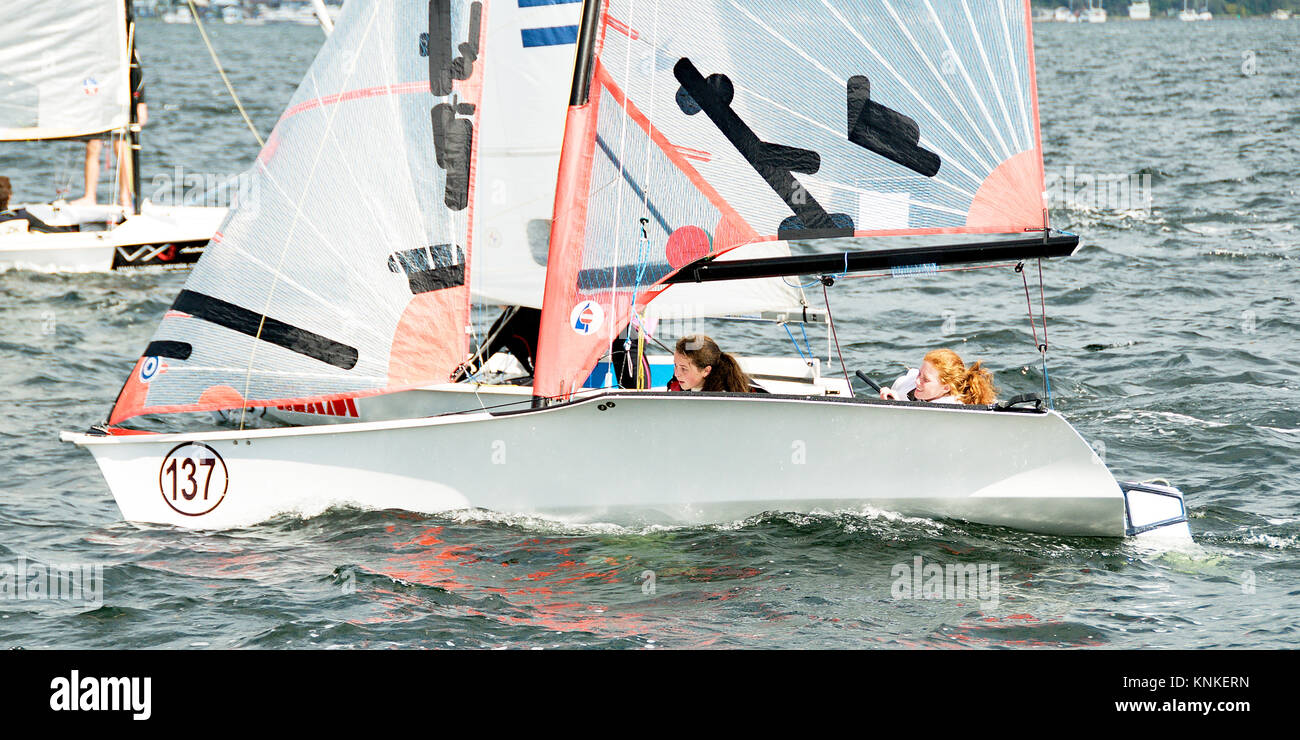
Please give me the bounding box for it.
[72,49,148,214]
[0,177,78,234]
[879,349,997,405]
[668,334,758,393]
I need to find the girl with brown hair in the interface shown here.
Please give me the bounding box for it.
[880,348,997,405]
[669,334,754,393]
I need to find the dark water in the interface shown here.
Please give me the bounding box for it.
[1,20,1297,649]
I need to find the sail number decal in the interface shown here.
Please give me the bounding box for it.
[158,442,229,517]
[424,0,482,211]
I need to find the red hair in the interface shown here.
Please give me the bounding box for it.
[923,349,996,404]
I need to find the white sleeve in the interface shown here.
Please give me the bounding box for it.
[890,368,918,398]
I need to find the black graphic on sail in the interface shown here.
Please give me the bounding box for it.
[846,75,941,178]
[673,57,854,239]
[388,243,467,294]
[425,0,482,210]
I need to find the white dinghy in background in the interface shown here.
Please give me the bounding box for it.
[0,0,229,272]
[62,0,1191,543]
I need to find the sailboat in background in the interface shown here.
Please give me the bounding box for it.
[63,0,1190,541]
[0,0,227,271]
[1179,1,1205,21]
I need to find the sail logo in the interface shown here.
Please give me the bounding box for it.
[138,356,163,383]
[82,77,100,96]
[570,300,603,335]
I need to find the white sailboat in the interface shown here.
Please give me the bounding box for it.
[1179,1,1202,21]
[62,0,1191,541]
[1128,2,1151,20]
[0,0,227,271]
[1084,1,1107,23]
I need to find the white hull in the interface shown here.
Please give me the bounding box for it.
[258,354,851,425]
[0,203,225,272]
[63,392,1189,539]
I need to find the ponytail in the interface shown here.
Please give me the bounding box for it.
[960,360,997,404]
[704,352,753,393]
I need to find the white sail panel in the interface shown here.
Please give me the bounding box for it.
[470,0,579,308]
[0,0,131,140]
[110,0,485,424]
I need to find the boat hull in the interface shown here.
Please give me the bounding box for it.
[0,205,225,272]
[62,392,1189,538]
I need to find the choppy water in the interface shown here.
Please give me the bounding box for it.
[1,20,1297,649]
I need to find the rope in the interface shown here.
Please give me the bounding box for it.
[187,0,266,147]
[821,280,852,388]
[782,322,810,363]
[1036,258,1053,410]
[840,261,1019,280]
[1018,260,1053,409]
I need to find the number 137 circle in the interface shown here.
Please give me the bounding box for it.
[158,442,229,516]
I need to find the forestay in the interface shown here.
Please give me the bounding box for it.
[0,0,132,141]
[535,0,1049,399]
[109,0,485,424]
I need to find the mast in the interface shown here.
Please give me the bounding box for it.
[532,0,605,407]
[126,0,142,214]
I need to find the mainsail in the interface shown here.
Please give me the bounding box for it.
[0,0,132,141]
[534,0,1050,399]
[109,0,486,424]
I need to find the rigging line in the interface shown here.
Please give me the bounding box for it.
[783,322,810,364]
[186,0,266,147]
[238,4,383,429]
[819,0,997,174]
[1037,257,1049,352]
[1018,261,1040,349]
[839,261,1019,280]
[821,281,852,389]
[782,275,823,289]
[881,0,1005,166]
[605,0,646,380]
[799,321,814,359]
[638,0,663,222]
[1037,256,1053,410]
[959,0,1018,147]
[1017,258,1051,408]
[919,0,1013,160]
[996,0,1033,150]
